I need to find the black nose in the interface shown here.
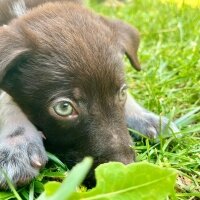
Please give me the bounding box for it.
[83,150,134,188]
[95,143,134,164]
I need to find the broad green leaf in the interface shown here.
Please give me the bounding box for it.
[34,181,45,193]
[45,182,61,196]
[37,160,177,200]
[37,157,93,200]
[0,192,15,200]
[71,162,177,200]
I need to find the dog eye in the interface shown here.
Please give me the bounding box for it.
[49,98,78,120]
[53,101,73,116]
[119,84,128,102]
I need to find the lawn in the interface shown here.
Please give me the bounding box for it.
[1,0,199,199]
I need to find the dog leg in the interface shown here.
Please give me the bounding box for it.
[0,90,47,189]
[125,93,179,140]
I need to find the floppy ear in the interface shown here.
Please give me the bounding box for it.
[101,18,141,71]
[0,27,29,84]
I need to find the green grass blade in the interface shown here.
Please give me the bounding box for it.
[46,157,93,200]
[47,152,67,169]
[0,170,22,200]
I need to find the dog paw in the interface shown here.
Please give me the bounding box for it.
[127,111,179,140]
[0,128,47,189]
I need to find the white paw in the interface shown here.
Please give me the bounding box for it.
[0,127,47,189]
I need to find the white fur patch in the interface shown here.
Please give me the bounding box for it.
[10,0,26,17]
[0,90,39,138]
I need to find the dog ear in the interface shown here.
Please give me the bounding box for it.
[101,18,141,71]
[0,27,29,84]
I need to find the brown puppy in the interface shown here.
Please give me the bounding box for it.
[0,0,178,188]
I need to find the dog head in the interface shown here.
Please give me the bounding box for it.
[0,2,140,179]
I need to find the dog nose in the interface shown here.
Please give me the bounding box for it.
[109,148,134,164]
[94,145,134,166]
[83,147,134,188]
[108,137,134,164]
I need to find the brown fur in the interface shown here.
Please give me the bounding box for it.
[0,0,178,189]
[0,1,141,186]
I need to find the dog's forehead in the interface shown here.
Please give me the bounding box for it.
[3,2,126,102]
[16,3,125,91]
[19,2,119,56]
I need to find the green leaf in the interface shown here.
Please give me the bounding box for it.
[45,182,61,196]
[0,192,15,200]
[37,157,93,200]
[34,181,45,193]
[71,162,177,200]
[37,160,177,200]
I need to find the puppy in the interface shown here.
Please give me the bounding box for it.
[0,0,178,188]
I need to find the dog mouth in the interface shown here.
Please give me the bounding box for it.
[55,147,134,188]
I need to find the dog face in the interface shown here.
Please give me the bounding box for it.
[0,2,140,173]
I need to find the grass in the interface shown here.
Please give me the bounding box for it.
[90,0,200,199]
[1,0,200,199]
